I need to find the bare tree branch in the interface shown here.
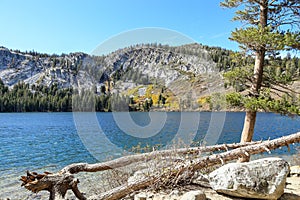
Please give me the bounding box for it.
[60,141,262,174]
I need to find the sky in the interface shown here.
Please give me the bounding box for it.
[0,0,241,55]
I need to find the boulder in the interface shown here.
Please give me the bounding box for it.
[180,190,206,200]
[208,157,290,199]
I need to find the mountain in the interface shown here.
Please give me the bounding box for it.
[0,44,220,88]
[0,46,87,88]
[0,43,230,112]
[2,43,298,112]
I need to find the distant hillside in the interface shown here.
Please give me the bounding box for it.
[0,43,298,112]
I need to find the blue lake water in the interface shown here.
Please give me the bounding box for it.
[0,112,299,198]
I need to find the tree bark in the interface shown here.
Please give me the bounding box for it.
[239,0,268,162]
[239,51,265,163]
[239,111,257,162]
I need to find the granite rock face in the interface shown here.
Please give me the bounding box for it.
[208,157,290,200]
[0,44,217,90]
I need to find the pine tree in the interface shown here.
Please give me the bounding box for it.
[221,0,300,162]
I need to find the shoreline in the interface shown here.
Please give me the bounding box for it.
[1,154,299,200]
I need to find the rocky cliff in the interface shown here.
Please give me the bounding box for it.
[0,44,223,103]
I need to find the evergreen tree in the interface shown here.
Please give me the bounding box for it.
[221,0,300,162]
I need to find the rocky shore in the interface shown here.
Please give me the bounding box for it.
[126,175,300,200]
[125,158,300,200]
[0,159,299,200]
[125,175,299,200]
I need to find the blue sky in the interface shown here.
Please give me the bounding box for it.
[0,0,240,54]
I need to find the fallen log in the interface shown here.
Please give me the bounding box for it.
[21,141,261,199]
[91,132,300,200]
[91,178,156,200]
[21,132,300,200]
[60,141,262,174]
[20,141,261,200]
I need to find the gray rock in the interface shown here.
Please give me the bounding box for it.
[192,173,211,188]
[128,170,148,185]
[290,166,300,177]
[279,193,300,200]
[134,193,147,200]
[180,190,206,200]
[208,157,290,200]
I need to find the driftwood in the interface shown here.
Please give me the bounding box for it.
[21,141,259,199]
[60,141,262,174]
[21,132,300,200]
[20,171,51,187]
[20,171,86,200]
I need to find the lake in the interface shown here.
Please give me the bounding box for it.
[0,112,299,199]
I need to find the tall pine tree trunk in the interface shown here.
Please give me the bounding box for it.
[239,0,268,162]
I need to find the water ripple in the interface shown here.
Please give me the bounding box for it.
[0,112,299,199]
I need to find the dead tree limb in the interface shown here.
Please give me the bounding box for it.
[92,178,156,200]
[60,141,262,174]
[21,173,86,200]
[90,132,300,200]
[190,131,300,171]
[21,141,261,199]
